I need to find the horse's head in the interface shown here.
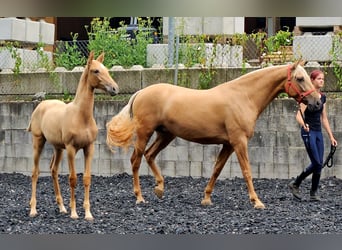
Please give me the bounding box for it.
[285,61,322,111]
[85,51,119,96]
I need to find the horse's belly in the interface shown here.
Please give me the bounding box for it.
[166,124,227,144]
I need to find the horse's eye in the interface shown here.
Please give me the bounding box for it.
[93,69,99,74]
[296,76,304,82]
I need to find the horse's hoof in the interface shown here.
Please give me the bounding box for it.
[136,198,146,204]
[70,213,79,219]
[254,202,266,209]
[154,187,164,199]
[201,199,213,206]
[59,207,67,214]
[85,215,94,221]
[29,212,37,217]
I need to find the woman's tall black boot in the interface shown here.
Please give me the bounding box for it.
[288,170,312,200]
[310,173,321,202]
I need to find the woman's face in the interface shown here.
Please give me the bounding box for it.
[312,73,324,89]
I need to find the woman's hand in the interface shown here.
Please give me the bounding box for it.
[330,136,338,147]
[303,123,310,133]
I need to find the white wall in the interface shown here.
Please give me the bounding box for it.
[163,17,245,36]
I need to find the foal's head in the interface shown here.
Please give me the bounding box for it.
[85,51,119,96]
[286,62,322,111]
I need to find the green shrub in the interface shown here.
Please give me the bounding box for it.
[54,33,86,70]
[86,17,154,68]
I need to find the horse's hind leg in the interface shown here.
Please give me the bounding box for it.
[29,135,46,217]
[202,144,234,206]
[50,148,67,214]
[131,130,153,204]
[144,132,176,199]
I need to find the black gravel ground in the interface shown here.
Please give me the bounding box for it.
[0,172,341,234]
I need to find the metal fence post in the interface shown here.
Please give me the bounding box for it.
[168,17,175,67]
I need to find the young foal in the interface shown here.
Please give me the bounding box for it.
[28,52,119,220]
[106,62,321,209]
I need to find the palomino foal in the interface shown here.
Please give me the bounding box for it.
[27,51,119,220]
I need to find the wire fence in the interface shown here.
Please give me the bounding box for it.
[0,32,341,96]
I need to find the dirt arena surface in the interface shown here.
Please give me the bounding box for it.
[1,172,341,234]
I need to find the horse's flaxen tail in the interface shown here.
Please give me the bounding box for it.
[106,91,140,152]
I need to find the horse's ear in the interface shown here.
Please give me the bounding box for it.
[292,57,305,69]
[299,59,306,66]
[87,51,94,68]
[96,52,105,63]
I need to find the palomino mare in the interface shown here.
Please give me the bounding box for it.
[28,51,119,220]
[106,61,321,209]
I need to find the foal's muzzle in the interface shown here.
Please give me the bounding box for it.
[105,84,119,96]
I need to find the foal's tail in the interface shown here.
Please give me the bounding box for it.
[106,91,139,152]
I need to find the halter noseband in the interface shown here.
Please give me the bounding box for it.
[284,65,316,103]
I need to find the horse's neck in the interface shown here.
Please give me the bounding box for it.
[72,73,95,119]
[231,66,285,115]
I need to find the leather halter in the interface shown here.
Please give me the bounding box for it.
[284,65,316,103]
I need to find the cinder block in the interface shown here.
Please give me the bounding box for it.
[202,161,214,178]
[273,147,289,164]
[110,69,141,94]
[160,145,177,161]
[175,145,189,161]
[175,161,190,177]
[25,18,40,43]
[274,163,290,179]
[15,157,29,173]
[189,161,202,178]
[0,17,26,41]
[259,163,275,179]
[189,144,203,162]
[217,162,231,179]
[159,161,176,177]
[39,19,55,45]
[139,160,150,176]
[203,145,219,162]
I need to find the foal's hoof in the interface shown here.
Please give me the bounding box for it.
[70,213,79,220]
[135,198,146,204]
[59,207,68,214]
[85,215,94,221]
[29,212,37,218]
[253,201,266,209]
[201,199,213,206]
[154,187,164,199]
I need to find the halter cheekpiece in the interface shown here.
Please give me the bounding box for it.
[285,65,315,103]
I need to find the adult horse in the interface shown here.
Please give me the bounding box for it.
[28,51,119,220]
[106,62,321,209]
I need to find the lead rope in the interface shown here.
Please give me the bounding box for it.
[323,144,337,168]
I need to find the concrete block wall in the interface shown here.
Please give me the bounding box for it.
[1,99,341,179]
[1,66,340,97]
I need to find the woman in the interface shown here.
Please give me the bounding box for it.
[288,69,338,201]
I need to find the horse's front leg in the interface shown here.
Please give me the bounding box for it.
[202,144,233,205]
[66,145,79,219]
[50,148,67,214]
[234,141,265,209]
[83,144,94,221]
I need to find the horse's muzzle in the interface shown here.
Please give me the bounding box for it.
[106,85,119,96]
[307,99,322,111]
